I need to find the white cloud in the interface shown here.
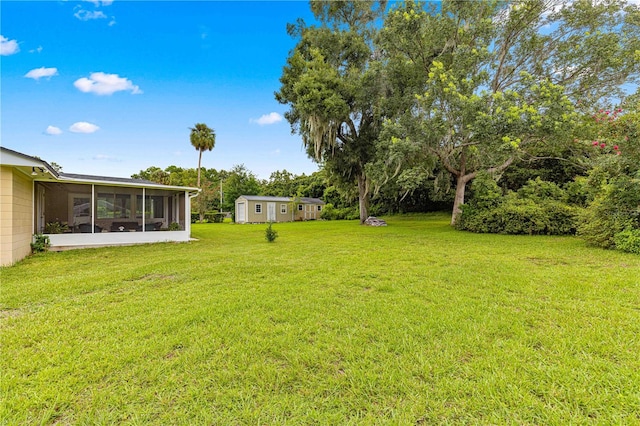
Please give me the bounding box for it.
[74,9,107,21]
[84,0,114,5]
[199,25,209,40]
[251,112,283,125]
[29,46,43,54]
[0,35,20,56]
[70,122,100,133]
[45,126,63,135]
[92,154,120,161]
[74,72,142,95]
[25,67,58,80]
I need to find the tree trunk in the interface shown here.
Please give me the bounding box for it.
[451,174,470,226]
[197,149,203,188]
[357,173,370,224]
[449,156,515,226]
[197,149,203,222]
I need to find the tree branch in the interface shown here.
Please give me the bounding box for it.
[430,146,460,177]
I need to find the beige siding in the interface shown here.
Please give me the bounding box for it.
[239,198,323,223]
[1,166,33,266]
[245,200,266,223]
[294,203,323,221]
[242,200,291,223]
[0,167,12,266]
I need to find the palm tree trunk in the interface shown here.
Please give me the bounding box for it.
[197,149,203,188]
[197,149,203,223]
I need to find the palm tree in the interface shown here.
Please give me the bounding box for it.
[189,123,216,187]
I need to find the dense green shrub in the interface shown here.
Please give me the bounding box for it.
[499,199,578,235]
[320,203,359,220]
[456,204,499,233]
[458,197,578,235]
[614,230,640,254]
[563,178,589,207]
[469,171,503,209]
[457,176,579,235]
[30,234,50,253]
[516,177,565,202]
[203,212,225,223]
[577,175,640,248]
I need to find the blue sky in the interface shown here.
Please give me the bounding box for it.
[1,1,320,179]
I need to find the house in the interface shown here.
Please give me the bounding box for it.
[235,195,325,223]
[1,147,200,266]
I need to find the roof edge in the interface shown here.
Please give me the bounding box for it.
[1,146,60,178]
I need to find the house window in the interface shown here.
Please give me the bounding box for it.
[136,195,164,219]
[317,205,322,211]
[97,193,132,219]
[255,203,262,214]
[298,204,303,211]
[72,195,91,223]
[281,204,287,214]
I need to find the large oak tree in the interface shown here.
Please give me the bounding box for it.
[379,0,639,224]
[276,1,387,223]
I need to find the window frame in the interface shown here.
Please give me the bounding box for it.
[255,203,262,214]
[97,192,133,219]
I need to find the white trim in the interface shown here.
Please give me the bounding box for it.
[236,201,246,223]
[31,179,35,236]
[267,202,276,222]
[187,190,198,235]
[1,149,49,168]
[91,185,95,233]
[57,175,198,192]
[47,231,191,249]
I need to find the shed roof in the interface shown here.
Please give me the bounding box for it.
[299,197,325,205]
[237,195,324,204]
[240,195,291,202]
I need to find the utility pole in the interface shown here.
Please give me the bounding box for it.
[220,179,223,212]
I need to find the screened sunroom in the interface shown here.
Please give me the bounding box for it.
[33,173,199,249]
[1,147,200,264]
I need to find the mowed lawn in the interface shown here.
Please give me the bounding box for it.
[1,214,639,425]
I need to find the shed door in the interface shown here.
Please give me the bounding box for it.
[305,204,315,220]
[237,202,246,223]
[267,202,277,222]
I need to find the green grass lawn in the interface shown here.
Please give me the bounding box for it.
[2,214,639,424]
